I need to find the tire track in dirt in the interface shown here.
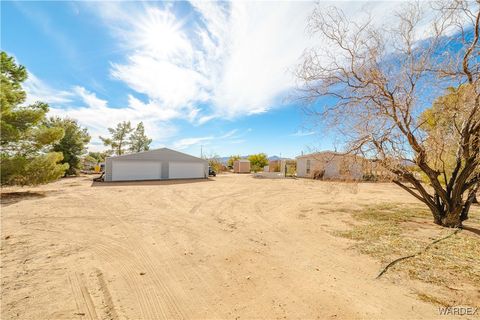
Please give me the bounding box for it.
[68,272,98,320]
[188,191,246,215]
[33,206,168,319]
[148,191,238,317]
[126,187,252,317]
[102,206,188,319]
[95,269,119,320]
[91,243,165,319]
[35,198,188,319]
[24,215,173,319]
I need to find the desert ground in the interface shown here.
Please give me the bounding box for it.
[1,174,479,319]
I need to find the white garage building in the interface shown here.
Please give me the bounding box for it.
[105,148,208,182]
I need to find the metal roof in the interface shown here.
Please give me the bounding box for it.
[106,147,207,162]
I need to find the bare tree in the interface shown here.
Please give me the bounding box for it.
[296,1,479,227]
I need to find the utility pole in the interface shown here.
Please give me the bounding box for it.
[200,145,203,158]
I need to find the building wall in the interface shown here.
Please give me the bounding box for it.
[297,158,307,177]
[105,157,113,181]
[105,148,207,181]
[233,160,251,173]
[296,154,363,180]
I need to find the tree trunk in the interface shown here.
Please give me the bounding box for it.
[433,191,478,227]
[440,208,463,228]
[430,199,471,228]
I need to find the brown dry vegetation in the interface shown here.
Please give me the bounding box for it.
[1,174,479,319]
[334,204,480,307]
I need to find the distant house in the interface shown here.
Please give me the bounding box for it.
[233,159,251,173]
[296,151,389,181]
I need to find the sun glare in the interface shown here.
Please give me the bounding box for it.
[134,8,189,58]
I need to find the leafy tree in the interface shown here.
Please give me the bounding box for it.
[86,151,107,164]
[248,153,269,173]
[227,155,240,169]
[45,117,90,175]
[420,86,479,206]
[204,153,223,173]
[1,153,68,186]
[82,152,107,171]
[0,52,68,186]
[100,121,133,156]
[129,122,152,153]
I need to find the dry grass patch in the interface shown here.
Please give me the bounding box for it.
[415,292,451,307]
[335,204,480,306]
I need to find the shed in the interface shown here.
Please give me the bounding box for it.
[233,159,251,173]
[105,148,208,182]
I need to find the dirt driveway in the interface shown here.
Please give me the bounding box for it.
[1,174,452,319]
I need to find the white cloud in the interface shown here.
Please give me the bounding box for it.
[199,2,314,118]
[171,128,245,150]
[229,139,245,145]
[92,1,440,123]
[173,136,213,150]
[111,55,208,110]
[96,4,209,120]
[291,130,316,137]
[23,73,74,105]
[220,129,238,138]
[72,86,107,108]
[46,86,177,152]
[92,2,316,121]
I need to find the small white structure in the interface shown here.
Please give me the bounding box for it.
[105,148,208,182]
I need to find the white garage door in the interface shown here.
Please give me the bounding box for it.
[169,162,205,179]
[112,160,162,181]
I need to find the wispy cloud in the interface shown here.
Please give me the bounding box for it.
[291,130,315,137]
[89,2,316,122]
[72,86,107,108]
[220,129,238,138]
[229,139,246,145]
[172,128,245,150]
[34,81,178,151]
[23,73,74,105]
[90,1,437,124]
[173,136,213,150]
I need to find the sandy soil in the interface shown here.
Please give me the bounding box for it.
[0,174,470,319]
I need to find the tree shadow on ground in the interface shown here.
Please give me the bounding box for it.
[463,225,480,237]
[0,191,47,207]
[91,178,214,187]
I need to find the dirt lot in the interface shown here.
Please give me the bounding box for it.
[1,174,478,319]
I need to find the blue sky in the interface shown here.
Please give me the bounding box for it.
[1,1,426,158]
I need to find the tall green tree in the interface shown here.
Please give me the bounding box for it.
[129,122,152,153]
[0,52,68,186]
[99,121,133,156]
[45,117,91,175]
[248,153,269,172]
